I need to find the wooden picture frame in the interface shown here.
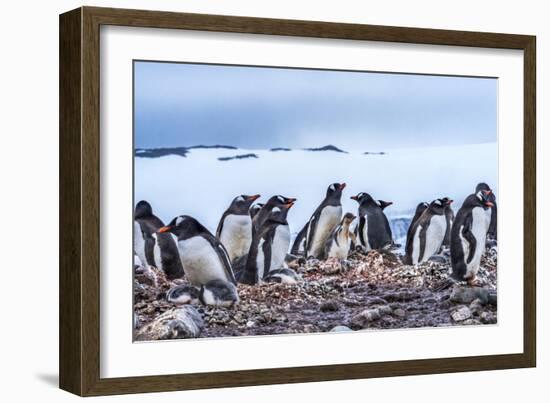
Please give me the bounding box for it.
[59,6,536,396]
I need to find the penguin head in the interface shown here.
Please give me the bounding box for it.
[475,190,495,209]
[249,203,264,219]
[430,197,453,213]
[268,201,295,224]
[342,212,356,225]
[228,194,261,214]
[326,182,346,199]
[376,200,393,210]
[350,192,375,206]
[158,215,204,239]
[475,183,496,203]
[135,200,153,218]
[415,202,429,216]
[267,195,296,207]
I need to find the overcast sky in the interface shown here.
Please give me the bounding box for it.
[134,61,497,150]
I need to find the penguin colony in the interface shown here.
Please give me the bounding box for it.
[134,182,497,307]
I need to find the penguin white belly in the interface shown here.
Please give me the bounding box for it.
[359,216,372,251]
[220,215,252,262]
[271,225,290,272]
[177,237,229,286]
[152,233,163,270]
[133,221,147,267]
[328,230,350,259]
[411,226,422,264]
[309,206,342,257]
[422,215,446,262]
[465,207,490,277]
[256,239,266,280]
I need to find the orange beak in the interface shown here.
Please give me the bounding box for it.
[158,226,172,233]
[339,183,347,190]
[285,201,295,209]
[351,195,358,201]
[485,201,494,208]
[247,194,261,201]
[483,190,493,196]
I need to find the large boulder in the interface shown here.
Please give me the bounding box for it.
[135,306,204,340]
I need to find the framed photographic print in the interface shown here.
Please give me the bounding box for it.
[59,6,536,396]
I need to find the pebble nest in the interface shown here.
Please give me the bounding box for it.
[134,247,498,340]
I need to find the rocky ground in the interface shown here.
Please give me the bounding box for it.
[133,247,497,341]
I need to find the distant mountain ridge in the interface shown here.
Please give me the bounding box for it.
[135,144,354,158]
[135,144,237,158]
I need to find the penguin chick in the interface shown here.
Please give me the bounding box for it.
[265,268,301,284]
[166,284,200,305]
[324,212,357,259]
[199,279,239,307]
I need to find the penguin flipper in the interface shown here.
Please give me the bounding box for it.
[262,234,273,279]
[215,211,228,239]
[304,215,318,258]
[418,225,428,263]
[461,218,477,264]
[358,216,367,248]
[208,236,237,285]
[290,223,308,255]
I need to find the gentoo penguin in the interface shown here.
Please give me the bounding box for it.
[351,192,393,251]
[252,195,296,230]
[404,197,453,265]
[216,194,260,263]
[303,183,346,259]
[239,200,295,285]
[450,191,494,285]
[199,279,239,307]
[135,200,164,236]
[159,215,236,286]
[166,284,200,305]
[249,203,264,219]
[324,212,356,259]
[475,182,497,239]
[265,268,301,284]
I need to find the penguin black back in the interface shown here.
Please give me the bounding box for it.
[351,192,393,250]
[475,182,497,239]
[135,200,165,236]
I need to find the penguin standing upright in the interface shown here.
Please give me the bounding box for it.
[239,200,295,284]
[134,201,184,279]
[302,183,346,259]
[351,192,393,251]
[159,215,236,286]
[475,183,497,239]
[404,197,453,265]
[450,191,494,285]
[324,212,356,259]
[216,194,260,263]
